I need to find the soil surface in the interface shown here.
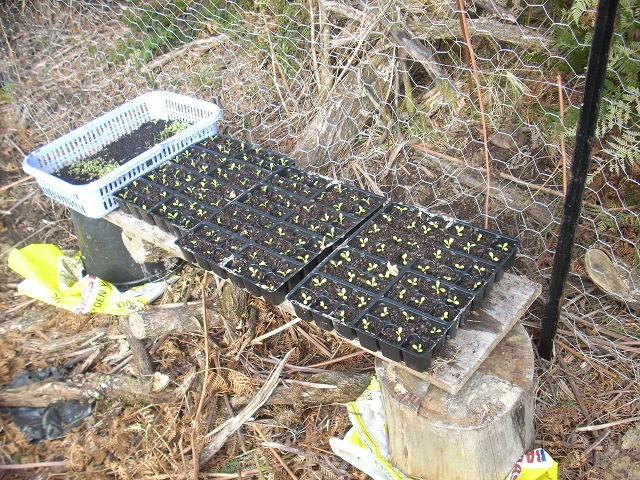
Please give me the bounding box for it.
[54,120,177,185]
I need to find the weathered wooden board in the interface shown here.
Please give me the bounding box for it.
[106,210,185,259]
[105,210,541,395]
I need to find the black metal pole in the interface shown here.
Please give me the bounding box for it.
[538,0,620,359]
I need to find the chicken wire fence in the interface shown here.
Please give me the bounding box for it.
[1,1,638,380]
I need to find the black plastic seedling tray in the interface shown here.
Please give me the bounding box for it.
[175,167,385,303]
[286,201,519,372]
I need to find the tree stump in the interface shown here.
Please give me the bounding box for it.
[376,322,535,480]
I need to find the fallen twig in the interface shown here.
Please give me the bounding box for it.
[252,425,299,480]
[251,317,301,345]
[576,416,640,432]
[0,175,32,194]
[0,461,69,470]
[198,349,294,466]
[456,0,491,228]
[192,272,211,479]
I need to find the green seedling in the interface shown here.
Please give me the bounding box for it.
[312,276,326,287]
[347,271,356,283]
[361,318,371,330]
[473,264,486,275]
[455,225,465,236]
[430,326,443,335]
[337,288,348,300]
[412,344,424,353]
[340,250,352,262]
[395,327,403,342]
[379,306,389,317]
[447,295,460,306]
[463,242,477,253]
[365,277,378,288]
[368,223,381,234]
[496,241,510,252]
[443,237,454,248]
[433,249,443,260]
[406,276,418,287]
[402,311,415,322]
[488,251,500,262]
[249,266,260,278]
[431,280,445,295]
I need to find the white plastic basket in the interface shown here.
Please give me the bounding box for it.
[23,91,222,218]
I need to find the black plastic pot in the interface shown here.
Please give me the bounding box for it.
[70,210,178,289]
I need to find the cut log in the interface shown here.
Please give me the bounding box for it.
[376,322,535,480]
[128,281,248,339]
[128,305,205,339]
[119,318,153,378]
[0,373,152,408]
[230,371,371,409]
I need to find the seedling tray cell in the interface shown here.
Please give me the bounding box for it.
[176,223,246,278]
[352,299,452,371]
[288,272,374,336]
[169,146,230,175]
[264,167,331,198]
[237,184,302,220]
[24,91,221,218]
[198,134,250,156]
[235,147,295,171]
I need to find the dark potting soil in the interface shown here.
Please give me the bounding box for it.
[55,120,183,185]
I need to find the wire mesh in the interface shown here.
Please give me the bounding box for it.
[1,0,638,383]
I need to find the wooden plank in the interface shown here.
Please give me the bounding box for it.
[105,210,185,259]
[104,210,541,394]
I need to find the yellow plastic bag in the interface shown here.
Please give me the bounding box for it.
[330,376,410,480]
[506,448,558,480]
[8,244,168,315]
